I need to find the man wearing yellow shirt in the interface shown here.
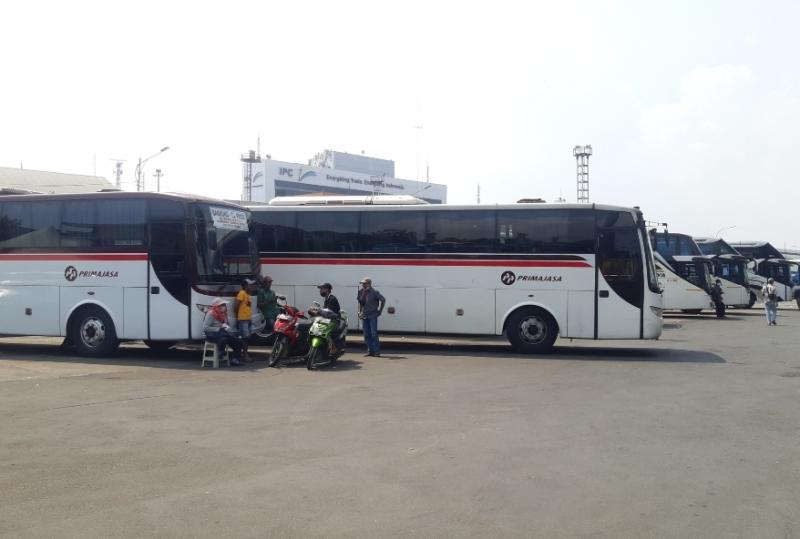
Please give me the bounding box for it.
[235,278,256,363]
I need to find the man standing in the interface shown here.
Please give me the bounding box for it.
[257,275,281,333]
[710,279,725,318]
[357,277,385,357]
[762,277,779,326]
[234,278,256,362]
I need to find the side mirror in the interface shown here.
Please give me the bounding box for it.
[206,229,217,246]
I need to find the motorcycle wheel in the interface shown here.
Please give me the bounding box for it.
[268,336,287,367]
[306,346,319,371]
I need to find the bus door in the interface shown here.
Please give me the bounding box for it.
[595,213,644,339]
[147,201,191,341]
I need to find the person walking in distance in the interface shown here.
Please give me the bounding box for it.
[710,279,726,318]
[235,278,256,361]
[762,277,779,326]
[357,277,385,357]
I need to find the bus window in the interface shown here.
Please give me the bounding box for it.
[61,200,97,248]
[497,209,594,254]
[298,211,360,252]
[424,210,496,253]
[0,201,63,249]
[95,200,147,248]
[149,200,188,305]
[253,211,299,252]
[597,212,644,308]
[360,211,426,253]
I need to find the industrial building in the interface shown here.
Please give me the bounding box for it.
[241,150,447,204]
[0,166,112,194]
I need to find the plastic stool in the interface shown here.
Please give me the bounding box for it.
[201,341,230,368]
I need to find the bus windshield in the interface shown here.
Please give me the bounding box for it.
[194,204,257,283]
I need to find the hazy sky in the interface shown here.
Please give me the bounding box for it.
[1,0,798,247]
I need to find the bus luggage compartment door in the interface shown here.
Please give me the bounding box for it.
[427,288,494,334]
[0,286,60,336]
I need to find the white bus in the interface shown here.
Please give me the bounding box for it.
[650,232,713,314]
[730,242,800,308]
[0,192,263,356]
[248,198,663,353]
[694,237,758,308]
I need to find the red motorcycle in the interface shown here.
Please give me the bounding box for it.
[268,298,312,367]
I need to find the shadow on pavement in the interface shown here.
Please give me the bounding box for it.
[0,338,726,368]
[0,341,275,371]
[378,341,726,364]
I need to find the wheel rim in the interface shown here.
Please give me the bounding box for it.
[80,317,106,348]
[518,315,547,345]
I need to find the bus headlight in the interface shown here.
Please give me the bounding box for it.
[650,306,663,318]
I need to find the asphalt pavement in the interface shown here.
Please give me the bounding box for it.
[1,306,799,538]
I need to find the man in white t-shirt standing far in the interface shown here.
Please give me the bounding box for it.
[762,278,779,326]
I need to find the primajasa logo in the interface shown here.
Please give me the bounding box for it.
[500,270,563,285]
[64,266,119,281]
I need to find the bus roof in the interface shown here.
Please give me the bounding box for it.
[246,200,641,214]
[0,190,247,209]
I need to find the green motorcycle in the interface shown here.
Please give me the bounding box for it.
[306,304,348,370]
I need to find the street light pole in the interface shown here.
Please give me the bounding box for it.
[715,225,736,238]
[134,146,170,191]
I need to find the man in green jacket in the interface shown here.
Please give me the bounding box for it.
[257,275,281,332]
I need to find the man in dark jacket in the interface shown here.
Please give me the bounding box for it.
[710,279,725,318]
[357,277,385,357]
[317,283,343,356]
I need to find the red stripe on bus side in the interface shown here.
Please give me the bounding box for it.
[0,253,148,261]
[260,257,592,268]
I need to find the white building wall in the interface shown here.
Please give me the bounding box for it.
[242,159,447,204]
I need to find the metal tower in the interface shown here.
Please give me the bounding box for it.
[240,150,261,201]
[573,145,592,203]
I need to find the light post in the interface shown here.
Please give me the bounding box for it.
[134,146,170,191]
[715,225,736,238]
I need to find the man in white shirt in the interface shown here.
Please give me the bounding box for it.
[762,278,779,326]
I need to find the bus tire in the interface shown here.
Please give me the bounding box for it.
[506,307,558,353]
[70,305,119,358]
[680,309,703,315]
[745,292,757,309]
[144,340,176,352]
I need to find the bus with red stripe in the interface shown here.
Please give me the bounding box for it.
[0,192,263,356]
[248,197,663,352]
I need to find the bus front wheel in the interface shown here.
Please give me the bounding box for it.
[70,306,119,358]
[506,308,558,353]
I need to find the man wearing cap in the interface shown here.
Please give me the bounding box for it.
[317,282,343,356]
[257,275,281,332]
[357,278,385,357]
[317,282,341,314]
[235,278,256,362]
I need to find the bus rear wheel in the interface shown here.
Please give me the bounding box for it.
[70,306,119,357]
[506,308,558,353]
